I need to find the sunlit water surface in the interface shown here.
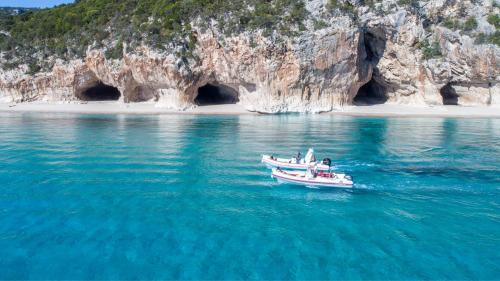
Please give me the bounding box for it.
[0,113,499,279]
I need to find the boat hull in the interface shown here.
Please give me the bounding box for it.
[262,155,330,171]
[271,169,353,189]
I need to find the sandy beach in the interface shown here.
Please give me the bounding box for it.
[330,104,500,118]
[0,102,499,117]
[0,102,254,115]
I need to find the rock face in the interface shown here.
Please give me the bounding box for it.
[0,0,499,113]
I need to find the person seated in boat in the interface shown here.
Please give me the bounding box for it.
[296,152,301,164]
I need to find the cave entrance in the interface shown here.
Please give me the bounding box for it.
[194,83,239,106]
[78,82,121,101]
[354,78,388,105]
[440,83,459,105]
[354,26,388,106]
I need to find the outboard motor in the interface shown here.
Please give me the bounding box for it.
[322,158,332,167]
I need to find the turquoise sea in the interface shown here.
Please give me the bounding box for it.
[0,112,499,280]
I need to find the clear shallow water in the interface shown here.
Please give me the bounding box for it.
[0,112,499,280]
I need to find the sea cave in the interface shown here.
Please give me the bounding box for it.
[440,83,459,105]
[77,82,121,101]
[194,83,239,106]
[353,78,388,105]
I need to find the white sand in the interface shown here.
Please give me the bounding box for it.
[0,102,253,115]
[0,102,499,117]
[329,104,500,118]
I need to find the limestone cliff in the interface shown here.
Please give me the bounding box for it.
[0,0,499,113]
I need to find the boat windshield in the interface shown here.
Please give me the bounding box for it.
[305,148,315,164]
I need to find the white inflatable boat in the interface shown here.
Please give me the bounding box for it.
[271,168,353,189]
[262,148,331,171]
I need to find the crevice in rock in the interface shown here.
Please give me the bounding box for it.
[363,27,387,65]
[77,81,121,101]
[126,85,158,103]
[440,83,459,105]
[354,76,388,105]
[194,83,239,106]
[353,26,389,106]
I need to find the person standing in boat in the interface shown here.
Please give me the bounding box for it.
[290,151,302,164]
[306,163,318,179]
[304,148,316,164]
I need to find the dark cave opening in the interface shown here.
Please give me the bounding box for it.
[78,82,121,101]
[194,83,239,106]
[440,83,459,105]
[354,78,388,105]
[354,27,389,106]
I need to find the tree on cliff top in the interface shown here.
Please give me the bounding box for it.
[0,0,308,70]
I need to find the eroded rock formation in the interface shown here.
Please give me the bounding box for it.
[0,0,499,113]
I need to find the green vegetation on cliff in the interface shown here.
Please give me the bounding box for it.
[419,39,442,60]
[0,0,498,72]
[0,0,308,68]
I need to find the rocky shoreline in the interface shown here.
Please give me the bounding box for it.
[0,0,499,113]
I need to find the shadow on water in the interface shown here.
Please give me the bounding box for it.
[441,118,458,147]
[173,115,244,184]
[348,117,388,162]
